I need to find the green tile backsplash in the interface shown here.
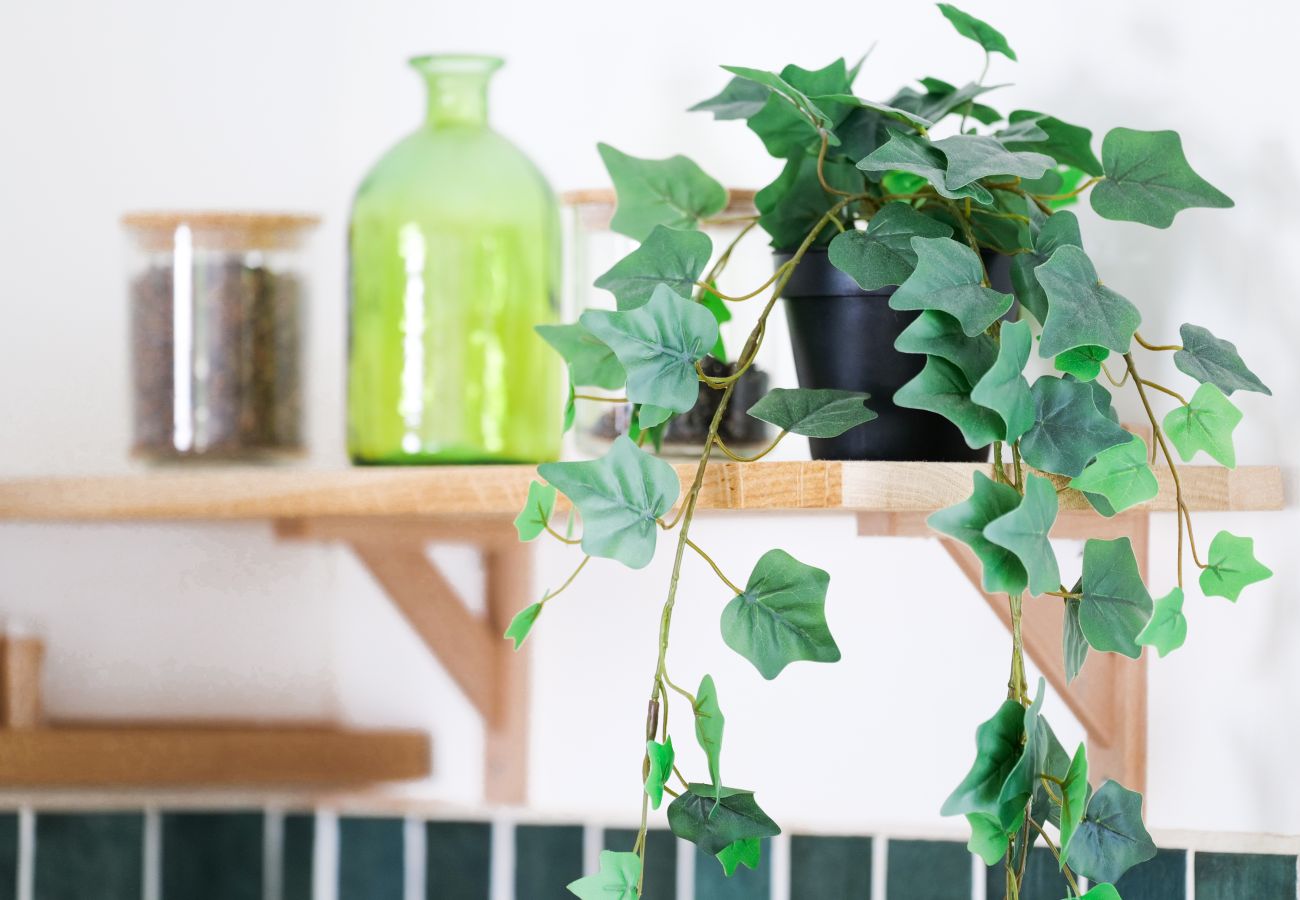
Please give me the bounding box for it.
[515,824,583,900]
[34,812,143,900]
[1196,851,1298,900]
[1,806,1294,900]
[790,835,871,900]
[426,820,492,900]
[338,816,404,900]
[161,812,263,900]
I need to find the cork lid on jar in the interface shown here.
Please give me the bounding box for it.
[121,212,321,252]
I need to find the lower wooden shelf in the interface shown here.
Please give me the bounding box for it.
[0,725,431,787]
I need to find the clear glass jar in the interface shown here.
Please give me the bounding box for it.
[562,189,789,459]
[122,212,318,462]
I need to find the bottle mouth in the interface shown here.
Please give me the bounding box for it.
[408,54,504,77]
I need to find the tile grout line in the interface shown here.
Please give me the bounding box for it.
[490,815,516,900]
[675,832,694,900]
[404,815,426,900]
[871,835,888,900]
[16,807,32,900]
[769,831,791,900]
[970,848,986,900]
[581,821,602,878]
[143,807,161,900]
[264,806,284,900]
[314,810,338,900]
[1186,849,1195,900]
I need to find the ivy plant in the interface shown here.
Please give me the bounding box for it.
[516,6,1273,899]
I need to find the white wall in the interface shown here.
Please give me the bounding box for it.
[1,0,1297,837]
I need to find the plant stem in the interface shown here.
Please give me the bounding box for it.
[1125,352,1200,586]
[1100,360,1130,387]
[1133,331,1183,352]
[1028,819,1083,896]
[573,393,628,402]
[542,521,581,545]
[686,537,745,596]
[698,263,792,303]
[633,196,859,866]
[541,555,591,607]
[1032,176,1104,202]
[816,132,856,197]
[714,430,788,463]
[1138,378,1189,405]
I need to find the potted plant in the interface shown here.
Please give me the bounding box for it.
[516,6,1273,898]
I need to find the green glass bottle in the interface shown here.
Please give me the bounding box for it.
[348,55,562,464]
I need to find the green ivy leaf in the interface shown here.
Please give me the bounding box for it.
[755,154,862,249]
[1035,246,1142,358]
[813,93,935,134]
[1019,376,1131,477]
[690,76,771,120]
[536,324,626,391]
[1010,211,1083,326]
[504,602,543,651]
[1080,538,1153,658]
[936,3,1018,60]
[1068,436,1159,515]
[1199,531,1272,601]
[701,286,732,363]
[891,237,1013,336]
[1163,382,1242,468]
[1091,128,1234,229]
[638,403,674,430]
[909,78,1007,124]
[538,436,679,569]
[716,838,762,877]
[1174,324,1271,396]
[721,549,840,680]
[1059,743,1090,862]
[667,784,780,856]
[1054,345,1109,382]
[996,679,1047,830]
[563,383,577,433]
[827,203,954,291]
[984,474,1061,597]
[567,850,641,900]
[1137,587,1187,657]
[645,737,675,810]
[932,134,1054,190]
[894,311,997,385]
[894,356,1004,449]
[965,813,1009,867]
[928,472,1029,596]
[594,226,714,311]
[694,675,726,795]
[746,388,876,439]
[1001,110,1103,175]
[581,283,718,415]
[941,699,1025,818]
[598,143,728,241]
[514,481,558,542]
[857,131,994,204]
[721,65,834,129]
[1064,780,1157,884]
[1077,885,1122,900]
[971,319,1034,442]
[739,61,855,158]
[1062,595,1089,684]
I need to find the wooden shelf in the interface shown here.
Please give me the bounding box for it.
[0,461,1283,520]
[0,725,431,787]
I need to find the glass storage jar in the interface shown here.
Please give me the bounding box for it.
[562,189,791,459]
[122,211,318,462]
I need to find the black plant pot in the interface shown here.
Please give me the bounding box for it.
[776,247,1013,461]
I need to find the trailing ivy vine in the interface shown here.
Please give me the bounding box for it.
[515,7,1273,898]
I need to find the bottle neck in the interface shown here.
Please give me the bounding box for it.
[412,55,500,129]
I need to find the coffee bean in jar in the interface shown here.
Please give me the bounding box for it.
[122,212,318,462]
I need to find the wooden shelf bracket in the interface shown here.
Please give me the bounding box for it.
[856,509,1150,796]
[276,517,531,805]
